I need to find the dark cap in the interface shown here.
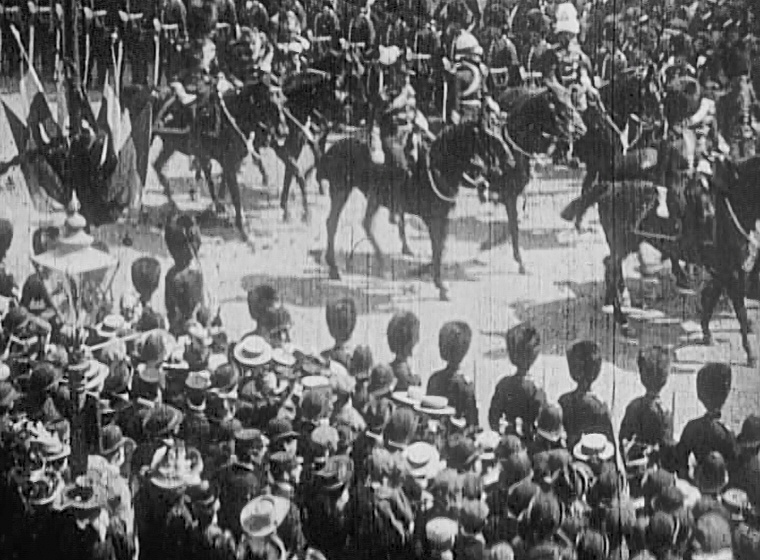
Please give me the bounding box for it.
[29,362,63,394]
[695,451,728,494]
[100,424,126,456]
[446,434,480,472]
[367,364,397,397]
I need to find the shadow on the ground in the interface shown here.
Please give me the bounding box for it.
[449,214,572,252]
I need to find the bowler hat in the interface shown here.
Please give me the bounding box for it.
[143,404,184,437]
[535,404,565,442]
[367,364,397,397]
[100,424,127,456]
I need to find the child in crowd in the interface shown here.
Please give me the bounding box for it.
[488,323,546,437]
[427,321,478,428]
[558,340,615,448]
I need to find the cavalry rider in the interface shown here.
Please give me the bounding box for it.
[237,0,269,34]
[543,2,596,165]
[311,0,341,56]
[521,8,551,87]
[156,0,188,86]
[345,0,376,54]
[273,0,310,76]
[406,0,442,114]
[213,0,240,73]
[482,0,521,93]
[716,44,760,159]
[660,27,697,88]
[596,15,627,86]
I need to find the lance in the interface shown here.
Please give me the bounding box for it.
[153,29,161,86]
[9,25,45,91]
[84,20,91,89]
[28,4,35,66]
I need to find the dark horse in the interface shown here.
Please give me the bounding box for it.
[485,82,588,273]
[318,120,500,301]
[562,65,664,230]
[148,80,289,238]
[258,50,367,222]
[597,155,760,365]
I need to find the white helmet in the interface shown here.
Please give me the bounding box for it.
[454,31,483,60]
[555,2,580,34]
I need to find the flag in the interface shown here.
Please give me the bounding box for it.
[3,72,71,209]
[86,80,152,225]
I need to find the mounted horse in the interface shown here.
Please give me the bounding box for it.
[561,64,664,230]
[483,82,588,273]
[147,73,288,238]
[262,48,366,222]
[318,120,506,301]
[597,153,759,366]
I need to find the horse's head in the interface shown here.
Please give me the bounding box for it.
[608,64,664,142]
[540,82,587,144]
[237,79,289,148]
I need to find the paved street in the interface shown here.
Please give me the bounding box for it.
[1,91,759,436]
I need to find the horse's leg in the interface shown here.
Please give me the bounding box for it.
[505,193,526,274]
[153,142,175,204]
[725,273,755,366]
[700,277,722,346]
[223,161,247,239]
[280,159,295,222]
[398,213,413,256]
[362,194,385,276]
[428,215,450,301]
[204,164,225,214]
[604,255,629,326]
[326,184,351,281]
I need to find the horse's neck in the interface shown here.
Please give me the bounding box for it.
[431,127,472,173]
[504,99,541,153]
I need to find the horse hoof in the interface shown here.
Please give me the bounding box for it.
[402,246,414,257]
[518,263,527,275]
[302,212,310,224]
[702,334,713,346]
[283,211,291,223]
[439,287,450,301]
[122,235,134,247]
[748,355,756,368]
[328,269,341,281]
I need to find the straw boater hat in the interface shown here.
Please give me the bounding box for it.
[414,395,455,417]
[573,433,615,463]
[392,386,425,407]
[148,444,203,490]
[95,314,128,340]
[233,335,273,368]
[404,442,443,480]
[240,494,291,538]
[80,360,110,393]
[24,469,65,506]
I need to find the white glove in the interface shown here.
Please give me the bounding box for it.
[118,10,128,22]
[83,6,93,19]
[27,1,37,14]
[153,18,161,33]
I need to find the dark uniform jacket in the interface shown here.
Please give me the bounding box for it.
[558,389,615,449]
[677,412,738,475]
[427,365,478,427]
[391,358,421,393]
[215,459,265,537]
[619,393,673,446]
[488,373,546,433]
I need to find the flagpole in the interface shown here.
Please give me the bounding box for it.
[63,0,82,138]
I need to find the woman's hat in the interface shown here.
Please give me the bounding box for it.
[148,445,203,490]
[392,386,425,407]
[58,474,108,512]
[80,360,110,393]
[367,364,397,397]
[143,404,184,437]
[240,495,291,537]
[403,441,442,479]
[31,432,71,462]
[185,370,212,391]
[737,415,760,449]
[425,517,459,552]
[301,375,330,392]
[233,335,273,367]
[209,363,239,399]
[95,314,127,340]
[100,424,126,456]
[414,395,455,416]
[535,404,565,443]
[272,347,296,367]
[573,433,615,463]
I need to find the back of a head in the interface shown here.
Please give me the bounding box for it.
[247,284,280,322]
[439,321,473,365]
[566,340,602,386]
[506,323,540,371]
[696,363,732,411]
[326,298,357,343]
[165,213,201,264]
[387,311,420,354]
[131,256,161,301]
[637,346,671,393]
[384,407,419,448]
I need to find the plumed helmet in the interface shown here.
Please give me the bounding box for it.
[131,257,161,301]
[696,362,732,411]
[525,8,549,35]
[664,76,702,125]
[454,31,483,60]
[555,2,580,34]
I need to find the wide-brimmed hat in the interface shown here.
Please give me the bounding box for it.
[738,415,760,449]
[143,404,184,437]
[302,375,330,392]
[272,348,297,378]
[95,314,127,340]
[148,445,203,490]
[209,363,239,399]
[31,432,71,462]
[573,433,615,463]
[475,430,501,462]
[233,335,273,367]
[426,517,459,551]
[185,370,212,391]
[535,404,565,443]
[414,395,455,416]
[80,360,109,393]
[315,455,353,492]
[240,495,291,537]
[392,386,425,407]
[404,441,442,479]
[367,364,397,397]
[100,424,126,456]
[57,475,108,512]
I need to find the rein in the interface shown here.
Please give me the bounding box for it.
[723,196,753,244]
[424,144,457,204]
[218,93,263,161]
[501,125,534,159]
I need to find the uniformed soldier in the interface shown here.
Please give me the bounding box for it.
[311,0,340,57]
[237,0,267,32]
[273,0,310,76]
[521,8,550,88]
[213,0,238,72]
[345,0,375,54]
[156,0,188,86]
[119,0,155,85]
[659,31,697,89]
[26,0,57,80]
[2,0,26,79]
[406,0,441,114]
[82,0,118,90]
[676,363,738,477]
[716,45,760,159]
[426,321,478,428]
[597,15,626,86]
[484,7,520,93]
